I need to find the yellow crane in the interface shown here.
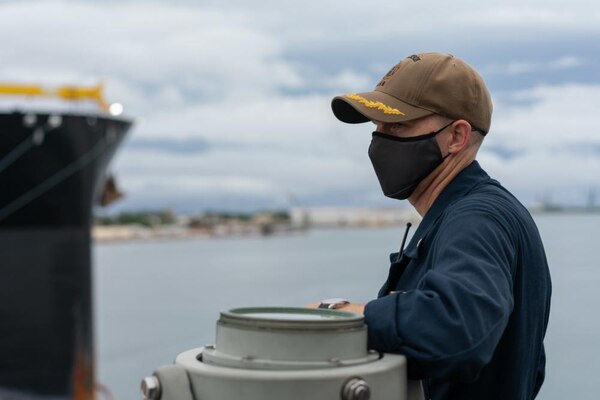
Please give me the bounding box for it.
[0,83,109,111]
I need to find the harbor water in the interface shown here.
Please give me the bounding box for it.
[94,213,599,400]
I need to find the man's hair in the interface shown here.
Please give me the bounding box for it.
[436,114,485,149]
[470,130,485,149]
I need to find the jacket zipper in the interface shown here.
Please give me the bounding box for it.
[423,378,432,400]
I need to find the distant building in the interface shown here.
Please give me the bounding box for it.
[289,206,420,228]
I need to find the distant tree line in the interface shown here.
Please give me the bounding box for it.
[188,210,290,228]
[95,210,176,227]
[95,209,290,228]
[196,210,290,221]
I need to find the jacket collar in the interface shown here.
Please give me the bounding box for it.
[401,160,491,259]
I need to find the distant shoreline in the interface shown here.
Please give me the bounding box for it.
[92,209,598,244]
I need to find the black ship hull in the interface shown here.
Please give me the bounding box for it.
[0,112,131,398]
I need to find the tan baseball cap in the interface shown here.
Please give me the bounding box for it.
[331,52,493,133]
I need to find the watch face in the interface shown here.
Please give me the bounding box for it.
[321,298,349,305]
[320,298,350,309]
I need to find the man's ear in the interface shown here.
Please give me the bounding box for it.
[447,120,472,154]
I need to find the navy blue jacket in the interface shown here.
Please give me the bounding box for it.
[364,161,551,400]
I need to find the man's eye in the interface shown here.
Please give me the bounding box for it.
[389,123,406,132]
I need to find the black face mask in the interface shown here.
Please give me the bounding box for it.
[368,122,453,200]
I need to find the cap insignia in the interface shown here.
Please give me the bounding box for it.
[345,94,405,115]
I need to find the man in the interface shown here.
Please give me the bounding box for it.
[318,52,552,399]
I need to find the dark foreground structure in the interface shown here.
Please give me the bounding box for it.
[0,109,131,399]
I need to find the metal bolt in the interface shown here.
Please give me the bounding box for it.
[47,115,63,129]
[204,344,216,350]
[23,114,37,127]
[141,376,161,400]
[342,377,371,400]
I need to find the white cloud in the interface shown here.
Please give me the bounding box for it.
[114,82,600,210]
[490,84,600,149]
[326,70,373,92]
[0,2,301,103]
[1,0,599,210]
[549,56,583,70]
[478,83,600,205]
[483,56,584,76]
[111,141,379,210]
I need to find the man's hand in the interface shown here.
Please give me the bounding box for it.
[304,302,365,315]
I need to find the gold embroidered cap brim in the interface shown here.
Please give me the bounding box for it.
[331,90,433,124]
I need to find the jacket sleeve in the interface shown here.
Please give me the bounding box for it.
[363,207,515,381]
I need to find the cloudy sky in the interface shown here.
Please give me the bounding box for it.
[1,0,599,212]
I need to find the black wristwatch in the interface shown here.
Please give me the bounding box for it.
[318,298,350,309]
